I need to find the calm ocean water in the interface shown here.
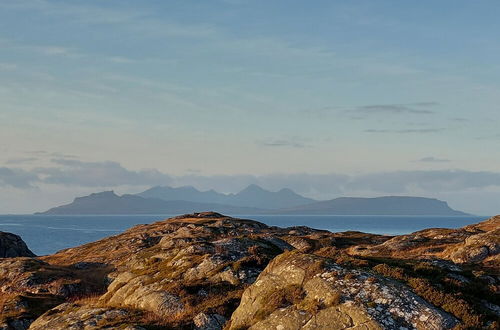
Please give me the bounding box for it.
[0,214,490,256]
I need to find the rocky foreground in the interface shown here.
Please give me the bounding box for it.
[0,213,498,329]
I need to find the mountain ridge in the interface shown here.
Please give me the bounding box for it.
[275,195,469,216]
[37,186,469,216]
[37,191,267,215]
[137,184,315,209]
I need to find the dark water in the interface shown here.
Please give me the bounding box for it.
[0,214,489,256]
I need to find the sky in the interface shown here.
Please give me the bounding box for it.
[1,0,499,214]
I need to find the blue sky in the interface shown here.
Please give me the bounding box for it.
[1,0,500,214]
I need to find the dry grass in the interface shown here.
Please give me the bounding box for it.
[254,284,305,321]
[138,310,186,327]
[68,292,102,305]
[372,263,407,281]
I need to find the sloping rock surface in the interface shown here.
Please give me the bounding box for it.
[0,212,498,329]
[28,303,145,330]
[0,232,35,258]
[228,251,458,330]
[350,215,500,268]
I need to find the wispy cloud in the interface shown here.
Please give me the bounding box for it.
[0,0,216,39]
[348,102,438,116]
[6,157,38,165]
[50,152,79,159]
[476,133,500,140]
[417,157,451,163]
[450,117,469,122]
[256,138,309,148]
[307,102,439,119]
[0,62,17,71]
[107,56,136,64]
[2,38,82,58]
[35,45,74,56]
[26,150,50,156]
[25,151,78,159]
[364,128,444,134]
[0,167,39,188]
[34,159,173,187]
[0,0,145,25]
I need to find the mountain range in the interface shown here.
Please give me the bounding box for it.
[138,184,315,209]
[38,185,468,216]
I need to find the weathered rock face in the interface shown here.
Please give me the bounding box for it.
[0,212,499,329]
[96,214,301,325]
[350,215,500,268]
[448,227,500,264]
[193,312,227,330]
[24,212,329,328]
[28,303,144,330]
[0,258,108,329]
[228,251,458,330]
[0,232,35,258]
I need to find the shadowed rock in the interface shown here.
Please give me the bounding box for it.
[0,232,35,258]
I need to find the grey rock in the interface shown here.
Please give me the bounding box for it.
[193,312,227,330]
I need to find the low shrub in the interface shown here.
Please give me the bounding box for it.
[372,263,407,281]
[407,278,483,328]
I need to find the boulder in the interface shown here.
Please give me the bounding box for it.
[0,232,35,258]
[449,228,500,264]
[193,312,227,330]
[228,251,458,330]
[28,303,143,330]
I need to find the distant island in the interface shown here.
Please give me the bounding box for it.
[37,185,468,216]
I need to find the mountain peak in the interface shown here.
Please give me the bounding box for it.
[277,187,299,195]
[93,190,116,196]
[134,184,315,210]
[238,184,267,194]
[79,191,118,200]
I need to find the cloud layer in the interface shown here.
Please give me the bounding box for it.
[36,159,173,187]
[417,157,451,163]
[3,160,500,198]
[364,128,444,134]
[350,103,437,115]
[0,167,39,188]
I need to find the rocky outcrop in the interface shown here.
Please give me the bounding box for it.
[447,216,500,264]
[0,213,498,329]
[0,257,108,329]
[350,215,500,268]
[28,303,144,330]
[228,251,458,330]
[0,232,35,258]
[193,312,227,330]
[96,213,300,324]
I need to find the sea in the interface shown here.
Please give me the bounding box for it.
[0,214,490,256]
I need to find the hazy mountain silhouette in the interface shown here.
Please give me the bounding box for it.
[275,196,468,215]
[137,184,316,209]
[37,189,469,216]
[38,191,266,215]
[137,186,228,204]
